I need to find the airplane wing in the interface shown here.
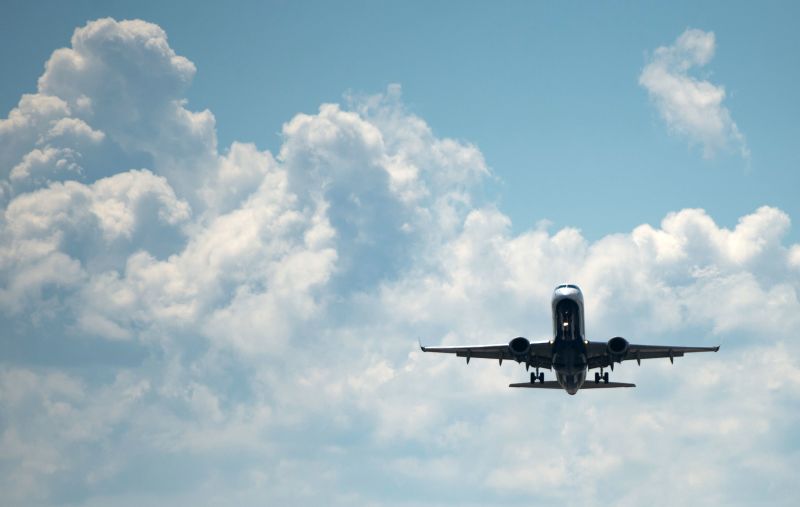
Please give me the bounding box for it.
[509,380,635,389]
[420,340,554,370]
[585,341,719,370]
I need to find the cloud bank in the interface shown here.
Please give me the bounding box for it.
[1,18,798,506]
[640,29,749,159]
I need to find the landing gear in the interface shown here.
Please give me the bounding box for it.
[530,371,545,383]
[595,369,610,384]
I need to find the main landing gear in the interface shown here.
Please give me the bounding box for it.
[594,369,610,384]
[530,371,545,383]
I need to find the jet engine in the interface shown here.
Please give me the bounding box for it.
[606,336,629,361]
[508,337,531,361]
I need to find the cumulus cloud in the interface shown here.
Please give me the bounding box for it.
[640,29,749,159]
[1,17,799,507]
[0,18,214,206]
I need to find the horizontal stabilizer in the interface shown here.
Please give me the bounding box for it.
[509,381,636,389]
[508,381,563,389]
[577,381,635,389]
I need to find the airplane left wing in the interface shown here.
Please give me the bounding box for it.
[585,340,719,370]
[420,339,554,369]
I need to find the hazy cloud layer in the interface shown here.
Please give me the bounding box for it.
[1,19,798,506]
[640,29,749,159]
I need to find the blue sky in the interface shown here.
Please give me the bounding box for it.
[4,1,799,240]
[1,2,799,506]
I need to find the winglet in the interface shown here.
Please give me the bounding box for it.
[714,345,720,352]
[418,337,427,352]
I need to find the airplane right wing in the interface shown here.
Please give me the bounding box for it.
[420,339,554,369]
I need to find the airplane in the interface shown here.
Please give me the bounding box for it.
[419,284,719,395]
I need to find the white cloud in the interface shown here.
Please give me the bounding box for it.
[0,170,190,321]
[1,18,215,206]
[1,17,798,507]
[790,244,800,270]
[640,28,749,159]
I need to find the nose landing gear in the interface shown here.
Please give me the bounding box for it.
[530,370,545,383]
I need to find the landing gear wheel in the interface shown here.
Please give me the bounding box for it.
[594,372,600,384]
[539,372,544,383]
[530,372,536,384]
[603,372,609,384]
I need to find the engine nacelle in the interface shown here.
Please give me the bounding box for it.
[508,337,531,360]
[606,336,629,361]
